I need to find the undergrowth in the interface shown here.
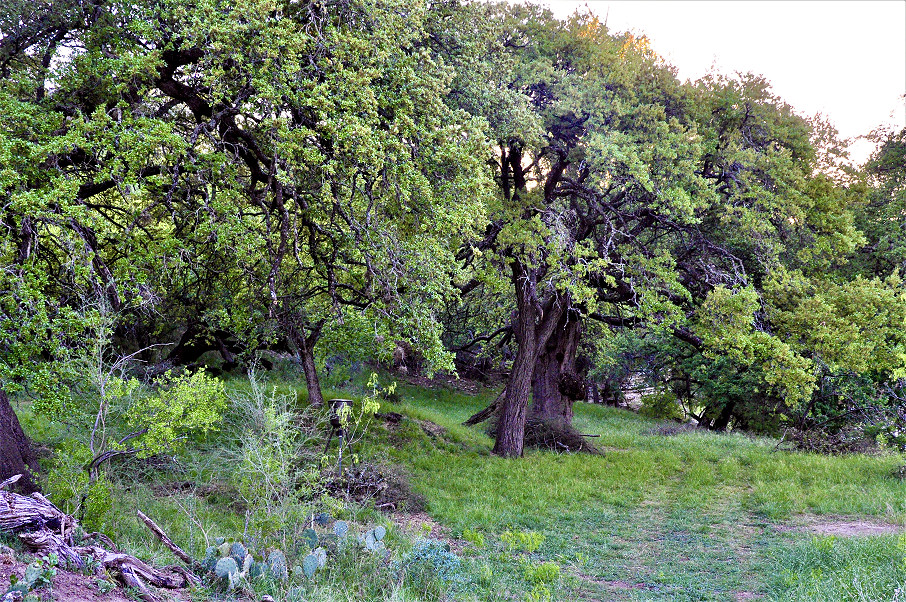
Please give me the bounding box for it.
[13,369,906,601]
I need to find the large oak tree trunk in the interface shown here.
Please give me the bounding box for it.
[529,313,582,426]
[287,320,325,408]
[0,389,40,494]
[493,323,537,457]
[493,262,564,457]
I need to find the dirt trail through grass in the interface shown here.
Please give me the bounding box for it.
[378,387,906,601]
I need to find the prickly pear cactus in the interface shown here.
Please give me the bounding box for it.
[373,526,386,541]
[214,557,240,590]
[301,553,318,578]
[267,550,288,581]
[314,546,327,569]
[315,512,332,527]
[363,529,385,552]
[301,528,319,551]
[333,520,348,538]
[214,557,238,579]
[201,546,218,572]
[229,542,247,563]
[248,560,266,580]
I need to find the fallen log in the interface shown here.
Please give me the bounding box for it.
[462,388,505,426]
[1,476,200,602]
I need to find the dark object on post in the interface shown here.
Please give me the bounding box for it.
[324,399,353,474]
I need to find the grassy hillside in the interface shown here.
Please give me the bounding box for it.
[13,375,906,602]
[370,381,906,601]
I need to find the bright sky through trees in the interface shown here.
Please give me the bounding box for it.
[528,1,906,165]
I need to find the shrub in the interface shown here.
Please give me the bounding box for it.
[398,538,463,597]
[501,530,544,553]
[523,561,560,585]
[639,390,685,421]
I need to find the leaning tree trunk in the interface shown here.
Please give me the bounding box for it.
[0,389,40,494]
[493,263,564,457]
[493,326,538,457]
[287,319,325,408]
[298,336,324,408]
[529,313,583,426]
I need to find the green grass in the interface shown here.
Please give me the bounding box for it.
[15,373,906,601]
[365,382,906,601]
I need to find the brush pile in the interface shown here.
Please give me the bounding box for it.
[0,475,198,602]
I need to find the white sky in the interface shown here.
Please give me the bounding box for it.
[518,1,906,165]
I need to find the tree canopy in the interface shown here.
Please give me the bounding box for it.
[1,0,904,458]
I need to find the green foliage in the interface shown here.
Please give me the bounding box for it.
[398,538,463,598]
[639,390,685,421]
[522,561,560,585]
[501,530,544,554]
[6,554,57,597]
[132,369,226,456]
[462,528,486,549]
[226,373,324,541]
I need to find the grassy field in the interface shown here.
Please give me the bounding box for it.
[15,374,906,601]
[370,381,906,601]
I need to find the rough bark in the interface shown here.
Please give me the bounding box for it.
[529,313,583,426]
[493,331,536,457]
[493,262,565,457]
[289,321,324,408]
[0,391,40,494]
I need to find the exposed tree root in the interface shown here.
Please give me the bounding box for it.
[1,474,198,602]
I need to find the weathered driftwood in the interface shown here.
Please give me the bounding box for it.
[0,476,200,602]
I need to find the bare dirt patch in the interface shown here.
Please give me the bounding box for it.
[577,573,652,590]
[0,552,138,602]
[390,511,472,555]
[781,516,903,537]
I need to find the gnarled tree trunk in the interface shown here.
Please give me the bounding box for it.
[529,312,583,426]
[493,262,565,457]
[287,319,325,408]
[0,390,40,494]
[298,334,324,408]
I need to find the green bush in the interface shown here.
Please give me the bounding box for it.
[501,530,544,553]
[398,538,463,598]
[639,390,685,421]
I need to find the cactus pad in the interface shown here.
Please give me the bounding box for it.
[301,527,319,550]
[267,550,288,581]
[302,553,318,578]
[214,557,238,580]
[333,520,349,538]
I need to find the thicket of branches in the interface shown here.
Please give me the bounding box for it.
[1,0,904,458]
